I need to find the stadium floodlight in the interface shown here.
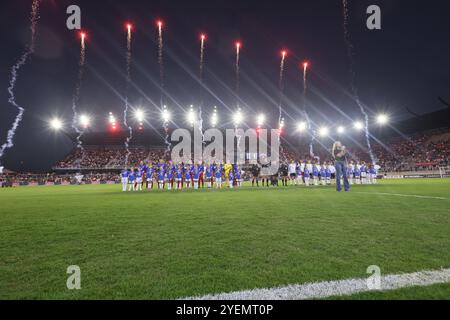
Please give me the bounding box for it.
[376,113,389,125]
[162,107,171,123]
[233,110,243,126]
[353,121,364,130]
[211,107,218,127]
[279,117,285,129]
[318,126,329,137]
[50,118,63,131]
[134,109,145,123]
[337,126,345,134]
[256,114,265,127]
[79,114,91,128]
[187,106,196,126]
[297,121,307,132]
[108,112,116,124]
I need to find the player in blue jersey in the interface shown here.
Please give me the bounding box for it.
[157,164,165,190]
[167,161,175,190]
[120,169,130,192]
[193,164,200,190]
[215,164,223,189]
[236,166,243,187]
[146,164,154,190]
[135,168,143,191]
[205,164,213,188]
[174,164,183,190]
[188,161,195,187]
[128,169,136,191]
[312,163,320,186]
[167,165,174,190]
[184,166,192,189]
[228,170,234,189]
[296,162,303,185]
[303,166,310,186]
[368,164,376,184]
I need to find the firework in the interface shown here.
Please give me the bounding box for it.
[199,34,206,82]
[157,20,164,94]
[235,41,242,103]
[124,23,133,167]
[71,31,88,168]
[0,0,41,163]
[301,61,315,157]
[342,0,376,163]
[278,50,287,122]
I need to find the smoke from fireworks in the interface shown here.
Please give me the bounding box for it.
[0,0,41,163]
[342,0,375,163]
[71,32,87,168]
[162,106,171,157]
[124,23,133,167]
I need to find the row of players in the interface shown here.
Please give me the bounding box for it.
[120,162,244,191]
[120,160,380,191]
[282,160,380,186]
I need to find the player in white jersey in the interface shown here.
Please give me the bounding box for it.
[328,163,336,185]
[347,161,355,185]
[306,161,313,175]
[373,164,381,184]
[288,161,297,185]
[120,169,130,192]
[360,162,367,184]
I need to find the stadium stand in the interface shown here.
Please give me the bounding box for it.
[1,109,448,187]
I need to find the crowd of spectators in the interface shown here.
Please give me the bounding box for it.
[55,146,167,169]
[49,128,450,173]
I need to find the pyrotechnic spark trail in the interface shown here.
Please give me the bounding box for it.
[342,0,375,163]
[199,34,206,83]
[0,0,41,163]
[235,42,241,105]
[157,20,164,96]
[199,34,207,149]
[302,62,315,157]
[71,32,87,168]
[278,51,287,127]
[124,24,133,167]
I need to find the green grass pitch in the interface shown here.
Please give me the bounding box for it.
[1,179,449,300]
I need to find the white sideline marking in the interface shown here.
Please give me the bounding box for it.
[355,192,450,201]
[182,268,450,300]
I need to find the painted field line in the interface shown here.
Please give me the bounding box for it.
[182,268,450,300]
[354,192,450,201]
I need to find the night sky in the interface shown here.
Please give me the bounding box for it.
[0,0,449,171]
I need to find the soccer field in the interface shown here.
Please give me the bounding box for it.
[1,179,449,300]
